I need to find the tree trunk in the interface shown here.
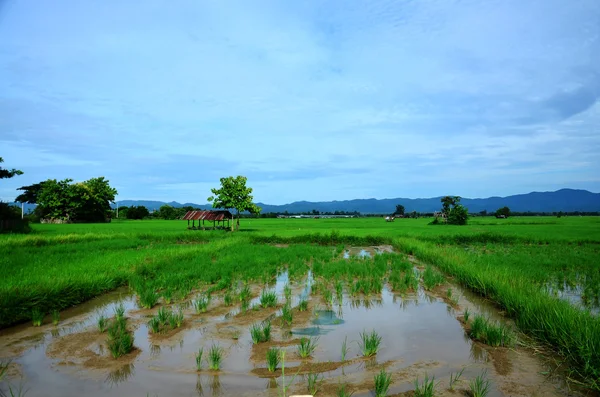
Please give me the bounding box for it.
[236,210,240,231]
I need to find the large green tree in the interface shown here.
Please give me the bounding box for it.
[395,204,405,216]
[495,206,510,218]
[24,177,117,222]
[440,195,469,225]
[208,176,261,231]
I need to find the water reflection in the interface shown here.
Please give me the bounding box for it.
[210,374,222,396]
[150,344,161,358]
[469,343,487,363]
[196,375,204,396]
[106,363,135,386]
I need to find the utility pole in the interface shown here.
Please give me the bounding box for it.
[21,202,24,219]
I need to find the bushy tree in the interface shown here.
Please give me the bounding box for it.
[127,205,149,220]
[440,195,469,225]
[208,176,261,231]
[1,156,24,222]
[395,204,405,216]
[0,157,23,180]
[495,206,510,218]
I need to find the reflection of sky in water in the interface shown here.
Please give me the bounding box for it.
[545,276,600,315]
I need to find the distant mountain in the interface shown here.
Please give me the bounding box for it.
[10,189,600,214]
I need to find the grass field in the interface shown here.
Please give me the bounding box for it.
[1,216,599,390]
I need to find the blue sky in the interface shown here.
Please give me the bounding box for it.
[1,0,599,204]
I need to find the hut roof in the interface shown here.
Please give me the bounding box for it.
[182,210,232,221]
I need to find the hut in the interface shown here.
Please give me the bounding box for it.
[182,210,233,230]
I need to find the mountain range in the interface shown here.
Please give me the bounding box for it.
[106,189,600,213]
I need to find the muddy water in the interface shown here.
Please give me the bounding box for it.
[0,273,576,397]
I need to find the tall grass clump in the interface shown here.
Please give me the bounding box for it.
[250,321,271,343]
[148,307,184,333]
[224,291,233,306]
[297,337,318,358]
[194,295,210,313]
[114,303,125,319]
[281,304,293,326]
[374,369,392,397]
[97,314,108,333]
[260,290,277,308]
[238,285,251,303]
[414,374,436,397]
[208,344,224,370]
[107,317,134,358]
[52,309,60,326]
[469,315,515,347]
[359,330,382,357]
[422,266,444,290]
[139,287,159,309]
[266,347,280,372]
[469,370,491,397]
[298,298,308,311]
[31,308,43,327]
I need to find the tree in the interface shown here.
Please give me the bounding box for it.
[23,177,117,222]
[157,204,177,220]
[0,157,23,180]
[495,206,510,218]
[440,196,469,225]
[207,176,261,231]
[127,205,149,220]
[395,204,405,216]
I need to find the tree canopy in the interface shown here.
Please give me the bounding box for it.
[0,157,23,180]
[19,177,117,222]
[440,195,469,225]
[208,176,261,230]
[495,206,510,218]
[395,204,405,216]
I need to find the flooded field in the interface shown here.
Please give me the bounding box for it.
[0,250,579,397]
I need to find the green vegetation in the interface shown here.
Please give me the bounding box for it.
[297,337,318,358]
[359,330,382,357]
[373,369,392,397]
[449,368,465,391]
[469,315,515,347]
[341,336,349,362]
[336,383,354,397]
[97,314,108,333]
[307,372,322,395]
[422,266,444,290]
[266,347,280,372]
[1,217,599,390]
[260,290,278,308]
[51,309,60,325]
[139,287,158,309]
[298,298,309,311]
[208,344,224,371]
[469,370,491,397]
[195,348,204,371]
[31,308,42,327]
[107,316,134,358]
[280,303,293,326]
[148,307,184,334]
[207,175,261,231]
[194,295,210,313]
[463,308,470,323]
[414,374,436,397]
[250,321,272,344]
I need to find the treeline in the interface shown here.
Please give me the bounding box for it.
[113,205,202,220]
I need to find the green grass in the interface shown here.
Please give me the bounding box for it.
[283,283,292,301]
[449,367,465,391]
[280,303,293,326]
[51,309,60,326]
[359,330,382,357]
[298,298,309,311]
[97,314,108,332]
[31,308,42,327]
[266,347,280,372]
[195,347,203,371]
[422,266,445,290]
[260,290,278,308]
[374,369,392,397]
[307,371,322,395]
[138,287,158,309]
[194,295,210,313]
[250,321,272,344]
[414,374,436,397]
[336,383,354,397]
[469,315,515,347]
[297,337,318,358]
[341,336,349,362]
[2,217,600,390]
[208,344,224,371]
[106,316,134,358]
[463,308,471,323]
[469,370,491,397]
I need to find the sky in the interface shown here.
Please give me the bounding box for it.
[1,0,599,204]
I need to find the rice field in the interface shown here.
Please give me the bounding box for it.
[0,216,599,396]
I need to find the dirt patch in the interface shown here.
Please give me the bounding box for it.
[0,361,23,381]
[272,244,289,248]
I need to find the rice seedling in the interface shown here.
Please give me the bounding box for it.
[281,304,293,326]
[446,288,453,299]
[260,290,278,308]
[374,369,392,397]
[336,383,355,397]
[241,299,250,312]
[250,321,272,343]
[232,330,241,340]
[195,347,204,371]
[148,316,161,333]
[283,283,292,301]
[208,344,224,370]
[307,371,322,395]
[97,314,108,333]
[449,367,465,391]
[414,373,436,397]
[194,295,210,313]
[107,319,134,358]
[341,336,349,362]
[139,287,159,309]
[469,315,515,347]
[169,310,184,329]
[52,309,60,326]
[359,330,382,357]
[323,288,333,305]
[162,288,173,304]
[114,303,125,319]
[224,291,233,306]
[238,285,251,302]
[266,347,280,372]
[335,280,344,300]
[157,306,170,324]
[423,266,445,290]
[469,370,492,397]
[297,337,319,358]
[31,308,43,327]
[464,308,471,323]
[298,298,309,311]
[263,320,272,341]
